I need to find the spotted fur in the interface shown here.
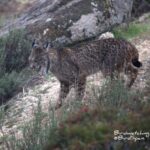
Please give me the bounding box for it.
[29,38,142,108]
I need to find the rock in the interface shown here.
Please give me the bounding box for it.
[98,32,114,39]
[132,0,150,18]
[138,12,150,23]
[0,0,133,46]
[68,12,100,41]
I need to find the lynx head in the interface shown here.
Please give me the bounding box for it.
[28,39,49,75]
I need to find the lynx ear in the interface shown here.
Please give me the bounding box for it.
[48,42,53,48]
[32,39,36,47]
[32,39,41,49]
[43,41,49,49]
[43,41,53,50]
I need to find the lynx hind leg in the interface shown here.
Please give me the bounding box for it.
[55,81,70,109]
[101,67,120,80]
[74,76,86,101]
[125,63,138,88]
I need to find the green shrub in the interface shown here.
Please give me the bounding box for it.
[113,23,150,39]
[2,29,31,72]
[0,71,23,104]
[44,102,150,150]
[0,29,31,103]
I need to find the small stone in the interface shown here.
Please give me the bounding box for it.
[45,18,52,22]
[99,32,114,39]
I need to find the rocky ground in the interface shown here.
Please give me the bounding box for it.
[0,28,150,141]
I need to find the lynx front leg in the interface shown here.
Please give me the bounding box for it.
[126,64,138,88]
[127,69,138,88]
[75,76,86,101]
[55,81,70,109]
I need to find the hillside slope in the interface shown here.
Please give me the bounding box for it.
[0,25,150,141]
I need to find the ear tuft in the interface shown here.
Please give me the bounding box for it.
[43,42,49,49]
[32,39,36,47]
[49,42,53,48]
[44,41,53,49]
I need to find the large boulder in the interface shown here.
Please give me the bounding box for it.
[0,0,133,46]
[132,0,150,17]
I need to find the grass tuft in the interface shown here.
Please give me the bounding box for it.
[0,79,148,150]
[113,23,150,39]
